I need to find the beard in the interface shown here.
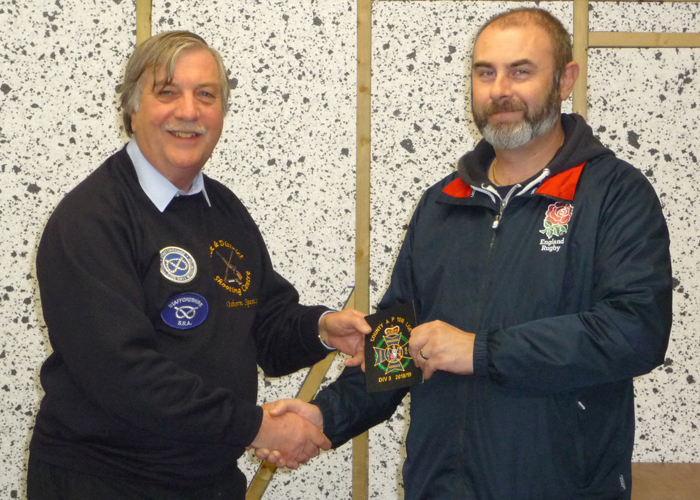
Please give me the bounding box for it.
[473,83,561,151]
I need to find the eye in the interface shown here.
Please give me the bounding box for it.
[198,89,218,101]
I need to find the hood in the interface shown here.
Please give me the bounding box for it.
[457,113,614,187]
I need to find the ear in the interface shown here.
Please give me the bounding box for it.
[559,61,579,101]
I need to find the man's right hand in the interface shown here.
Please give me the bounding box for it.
[251,399,325,467]
[249,401,329,469]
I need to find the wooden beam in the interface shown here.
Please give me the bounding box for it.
[632,463,700,500]
[353,0,372,498]
[136,0,152,45]
[589,32,700,48]
[573,0,589,118]
[356,3,371,317]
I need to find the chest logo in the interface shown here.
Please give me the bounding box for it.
[210,240,252,297]
[160,246,197,283]
[540,202,573,253]
[161,293,209,329]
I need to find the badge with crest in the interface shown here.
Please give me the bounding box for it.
[364,302,422,393]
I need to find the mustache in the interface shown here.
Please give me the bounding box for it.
[483,99,527,116]
[163,122,207,135]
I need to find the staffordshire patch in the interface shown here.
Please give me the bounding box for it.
[160,246,197,283]
[161,293,209,330]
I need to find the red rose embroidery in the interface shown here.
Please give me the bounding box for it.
[540,202,573,239]
[545,202,573,225]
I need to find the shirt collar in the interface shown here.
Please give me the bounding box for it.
[126,138,211,212]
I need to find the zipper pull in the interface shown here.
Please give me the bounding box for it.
[492,199,506,229]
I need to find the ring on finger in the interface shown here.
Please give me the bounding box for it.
[419,349,429,360]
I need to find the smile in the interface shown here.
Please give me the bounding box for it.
[169,131,201,138]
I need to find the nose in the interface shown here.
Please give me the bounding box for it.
[174,93,199,121]
[490,73,512,101]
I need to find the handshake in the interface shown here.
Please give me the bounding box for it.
[249,398,327,469]
[248,308,367,469]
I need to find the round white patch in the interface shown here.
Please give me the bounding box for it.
[160,246,197,283]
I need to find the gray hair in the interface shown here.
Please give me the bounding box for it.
[120,31,230,136]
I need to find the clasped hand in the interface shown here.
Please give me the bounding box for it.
[248,310,370,469]
[250,399,324,469]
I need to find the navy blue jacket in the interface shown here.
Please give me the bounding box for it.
[313,114,672,500]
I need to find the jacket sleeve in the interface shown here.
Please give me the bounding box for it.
[312,366,409,448]
[37,201,265,448]
[474,164,673,394]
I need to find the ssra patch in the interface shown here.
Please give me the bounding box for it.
[160,246,197,283]
[161,293,209,330]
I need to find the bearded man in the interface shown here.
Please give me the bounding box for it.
[259,8,672,500]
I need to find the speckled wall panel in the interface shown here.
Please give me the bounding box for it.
[369,3,573,497]
[588,62,700,464]
[151,1,357,497]
[0,1,135,497]
[3,0,700,499]
[588,0,700,466]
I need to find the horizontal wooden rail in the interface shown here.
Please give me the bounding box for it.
[590,32,700,48]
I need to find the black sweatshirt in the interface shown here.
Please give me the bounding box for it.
[31,146,330,486]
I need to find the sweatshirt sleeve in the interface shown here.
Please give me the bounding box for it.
[249,228,332,377]
[478,165,673,394]
[37,200,263,448]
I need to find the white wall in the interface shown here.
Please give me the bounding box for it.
[1,1,698,499]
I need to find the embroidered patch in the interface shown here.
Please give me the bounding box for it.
[161,293,209,330]
[160,246,197,283]
[540,202,573,239]
[209,240,252,298]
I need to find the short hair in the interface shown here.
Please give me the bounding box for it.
[119,30,230,136]
[474,8,573,82]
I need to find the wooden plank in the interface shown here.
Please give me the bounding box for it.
[573,0,589,118]
[135,0,152,45]
[373,0,700,2]
[354,0,372,494]
[590,32,700,48]
[356,0,371,318]
[632,463,700,500]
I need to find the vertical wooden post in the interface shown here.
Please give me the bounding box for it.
[354,0,372,499]
[572,0,589,118]
[136,0,152,45]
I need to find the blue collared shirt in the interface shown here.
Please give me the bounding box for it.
[126,138,211,212]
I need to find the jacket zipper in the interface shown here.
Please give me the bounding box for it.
[471,169,551,333]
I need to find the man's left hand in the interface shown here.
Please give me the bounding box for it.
[409,320,475,379]
[319,309,371,368]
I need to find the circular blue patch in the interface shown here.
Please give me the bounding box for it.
[161,293,209,330]
[160,246,197,283]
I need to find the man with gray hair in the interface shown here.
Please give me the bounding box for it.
[27,31,370,499]
[260,8,672,499]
